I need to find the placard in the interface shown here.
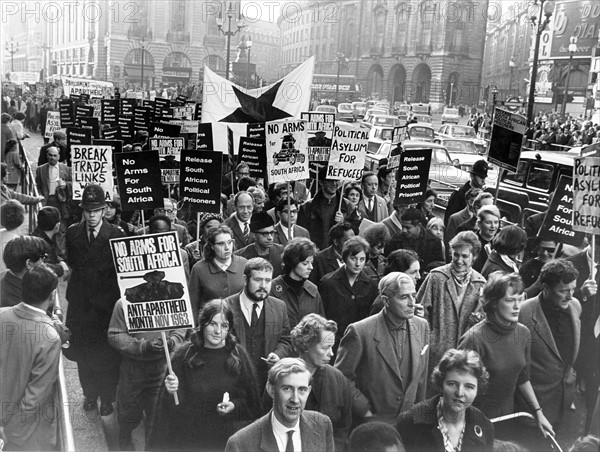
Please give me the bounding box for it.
[71,145,113,201]
[150,137,184,184]
[538,175,586,246]
[301,112,335,161]
[103,127,120,141]
[194,103,202,121]
[197,123,213,150]
[8,71,39,84]
[572,157,600,234]
[119,116,134,143]
[265,119,309,183]
[114,151,163,211]
[59,100,75,127]
[326,123,368,180]
[394,149,433,205]
[110,232,194,332]
[93,139,123,155]
[180,150,222,213]
[488,108,527,172]
[121,98,137,116]
[62,77,114,97]
[101,99,119,125]
[67,127,92,147]
[75,104,94,118]
[78,116,100,138]
[238,137,267,180]
[172,105,194,120]
[149,122,182,138]
[134,106,151,131]
[44,111,62,139]
[247,123,266,140]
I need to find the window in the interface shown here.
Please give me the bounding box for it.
[527,162,554,191]
[504,160,528,184]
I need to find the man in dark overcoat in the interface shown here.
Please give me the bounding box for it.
[64,184,125,416]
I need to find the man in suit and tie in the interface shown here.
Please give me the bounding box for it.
[223,257,294,389]
[38,130,68,165]
[35,146,71,211]
[335,272,430,424]
[236,212,285,277]
[357,171,389,223]
[225,358,335,452]
[518,259,582,427]
[224,191,255,250]
[274,198,310,246]
[64,184,126,416]
[309,222,355,285]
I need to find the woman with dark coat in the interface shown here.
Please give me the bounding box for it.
[343,183,364,234]
[481,225,527,279]
[148,300,261,451]
[396,349,495,452]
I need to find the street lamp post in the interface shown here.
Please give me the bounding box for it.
[335,52,345,105]
[5,39,19,72]
[509,57,516,96]
[561,36,578,117]
[217,2,245,80]
[140,36,145,90]
[246,35,252,89]
[526,0,555,124]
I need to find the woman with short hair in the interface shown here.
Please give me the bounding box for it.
[396,348,495,452]
[360,223,390,283]
[269,237,324,327]
[481,225,527,279]
[417,187,438,226]
[343,183,364,234]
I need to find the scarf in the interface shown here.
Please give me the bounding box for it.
[499,254,519,273]
[450,264,472,286]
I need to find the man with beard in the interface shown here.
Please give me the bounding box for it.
[223,258,294,389]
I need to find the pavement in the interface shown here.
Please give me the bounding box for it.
[19,127,591,451]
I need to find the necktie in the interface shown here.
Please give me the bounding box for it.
[89,227,96,245]
[285,430,294,452]
[243,222,250,241]
[368,198,373,212]
[251,303,259,328]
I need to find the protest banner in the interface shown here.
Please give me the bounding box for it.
[197,123,213,150]
[8,71,39,84]
[118,116,134,143]
[150,137,184,184]
[134,106,151,131]
[488,108,526,172]
[102,127,120,141]
[394,149,433,205]
[93,139,123,155]
[265,119,309,183]
[90,97,102,118]
[173,105,194,120]
[114,151,163,211]
[62,77,115,97]
[155,98,171,117]
[67,127,92,148]
[150,122,181,138]
[326,123,368,181]
[110,231,194,332]
[78,116,100,139]
[121,98,137,116]
[75,105,94,118]
[59,99,75,127]
[71,145,113,201]
[44,111,62,139]
[180,150,222,213]
[301,112,335,161]
[101,99,119,125]
[539,175,586,246]
[238,137,267,180]
[572,156,600,234]
[247,123,266,140]
[194,103,202,121]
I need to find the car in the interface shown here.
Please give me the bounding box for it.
[394,103,412,122]
[367,126,394,153]
[374,101,390,114]
[315,105,337,119]
[434,137,499,187]
[407,123,435,142]
[441,107,460,124]
[365,114,402,128]
[362,108,388,126]
[437,124,487,153]
[337,103,357,122]
[352,101,367,119]
[273,134,306,165]
[411,113,433,124]
[364,140,471,205]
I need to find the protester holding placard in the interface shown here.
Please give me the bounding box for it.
[148,300,261,451]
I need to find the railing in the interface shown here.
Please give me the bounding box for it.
[525,139,573,152]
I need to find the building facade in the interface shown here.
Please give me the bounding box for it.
[278,0,489,107]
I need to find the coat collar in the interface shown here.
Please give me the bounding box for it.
[257,411,323,452]
[273,275,318,298]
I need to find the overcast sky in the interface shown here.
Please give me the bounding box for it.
[241,1,282,22]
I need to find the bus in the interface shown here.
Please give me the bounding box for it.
[311,74,361,100]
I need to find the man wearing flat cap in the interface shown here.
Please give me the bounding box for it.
[444,159,490,224]
[64,184,125,417]
[235,211,284,277]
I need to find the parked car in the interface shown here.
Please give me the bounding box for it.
[434,137,499,187]
[441,107,460,124]
[337,103,357,122]
[352,101,367,119]
[315,105,337,119]
[437,124,487,153]
[407,123,435,142]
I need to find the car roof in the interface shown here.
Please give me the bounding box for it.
[403,140,447,150]
[316,105,336,111]
[372,114,397,119]
[436,136,475,142]
[409,123,433,128]
[520,150,576,166]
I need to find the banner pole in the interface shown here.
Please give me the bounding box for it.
[141,211,145,234]
[592,235,597,280]
[287,182,292,239]
[338,181,345,213]
[161,331,179,405]
[494,168,503,205]
[196,212,201,253]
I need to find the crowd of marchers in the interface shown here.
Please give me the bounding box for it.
[1,97,600,452]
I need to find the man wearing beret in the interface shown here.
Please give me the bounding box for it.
[236,211,284,278]
[64,184,125,417]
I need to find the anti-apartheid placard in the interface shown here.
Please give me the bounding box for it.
[93,139,123,155]
[539,175,586,247]
[197,123,213,150]
[572,157,600,234]
[71,145,113,201]
[114,151,163,211]
[247,123,266,140]
[67,127,92,147]
[59,100,75,127]
[172,105,194,120]
[180,150,222,213]
[78,116,100,138]
[150,122,181,138]
[394,149,432,205]
[239,137,267,179]
[101,99,119,125]
[45,111,62,139]
[266,119,309,183]
[121,98,136,117]
[150,137,184,184]
[110,232,194,332]
[326,124,368,181]
[301,112,335,161]
[488,108,526,172]
[75,105,94,118]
